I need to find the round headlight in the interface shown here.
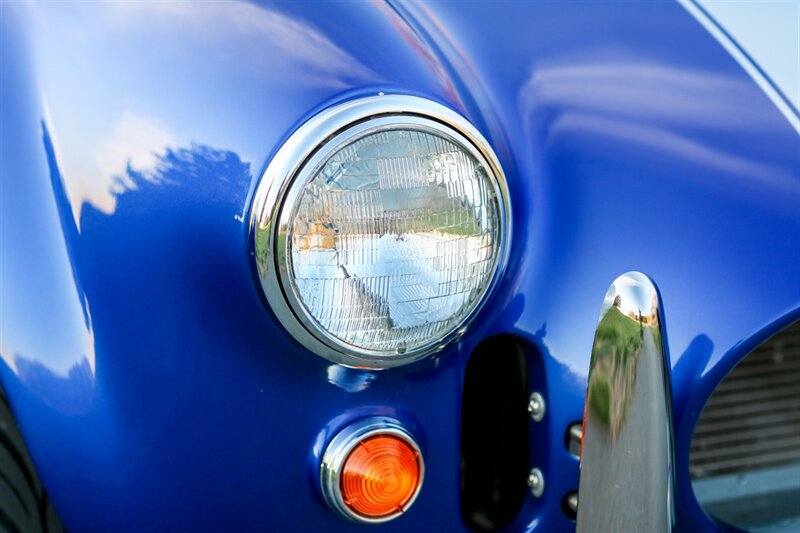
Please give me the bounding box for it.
[251,95,510,368]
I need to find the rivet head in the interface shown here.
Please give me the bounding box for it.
[528,467,545,498]
[528,392,546,422]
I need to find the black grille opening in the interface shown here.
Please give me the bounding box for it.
[461,336,529,531]
[691,320,800,531]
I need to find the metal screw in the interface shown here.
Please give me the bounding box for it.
[528,392,546,422]
[528,467,545,498]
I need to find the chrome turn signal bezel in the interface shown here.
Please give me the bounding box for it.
[319,416,424,524]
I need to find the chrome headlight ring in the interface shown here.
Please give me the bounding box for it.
[250,95,511,368]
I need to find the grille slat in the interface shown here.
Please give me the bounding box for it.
[703,385,798,407]
[690,411,799,435]
[735,349,800,367]
[713,360,800,381]
[692,434,800,461]
[690,321,800,479]
[693,424,800,447]
[691,447,800,476]
[694,396,800,421]
[712,372,800,394]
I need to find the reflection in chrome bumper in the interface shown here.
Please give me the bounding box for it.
[577,272,674,532]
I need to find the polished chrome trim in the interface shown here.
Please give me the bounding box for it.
[567,422,582,458]
[565,491,579,517]
[527,467,545,498]
[577,272,674,532]
[250,94,511,368]
[319,416,424,524]
[528,391,546,422]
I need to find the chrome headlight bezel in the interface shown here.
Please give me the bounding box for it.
[250,95,511,368]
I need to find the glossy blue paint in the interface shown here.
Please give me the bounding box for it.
[1,1,798,531]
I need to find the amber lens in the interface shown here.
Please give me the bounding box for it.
[340,434,422,519]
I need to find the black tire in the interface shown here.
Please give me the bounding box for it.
[0,387,63,533]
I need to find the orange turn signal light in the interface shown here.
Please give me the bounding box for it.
[341,434,422,519]
[320,417,424,523]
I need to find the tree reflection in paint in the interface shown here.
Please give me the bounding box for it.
[10,125,253,417]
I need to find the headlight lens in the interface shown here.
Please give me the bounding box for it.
[252,96,509,368]
[289,127,500,354]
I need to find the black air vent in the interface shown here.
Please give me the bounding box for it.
[461,336,528,531]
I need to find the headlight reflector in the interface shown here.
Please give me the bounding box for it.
[252,96,510,367]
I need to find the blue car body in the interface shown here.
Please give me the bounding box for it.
[1,1,798,531]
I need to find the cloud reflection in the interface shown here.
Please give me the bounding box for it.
[519,55,800,216]
[14,356,95,416]
[97,113,175,206]
[113,1,378,87]
[33,0,379,229]
[520,58,767,130]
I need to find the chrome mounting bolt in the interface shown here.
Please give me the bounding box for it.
[528,392,546,422]
[528,467,545,498]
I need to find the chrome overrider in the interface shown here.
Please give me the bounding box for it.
[576,272,675,532]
